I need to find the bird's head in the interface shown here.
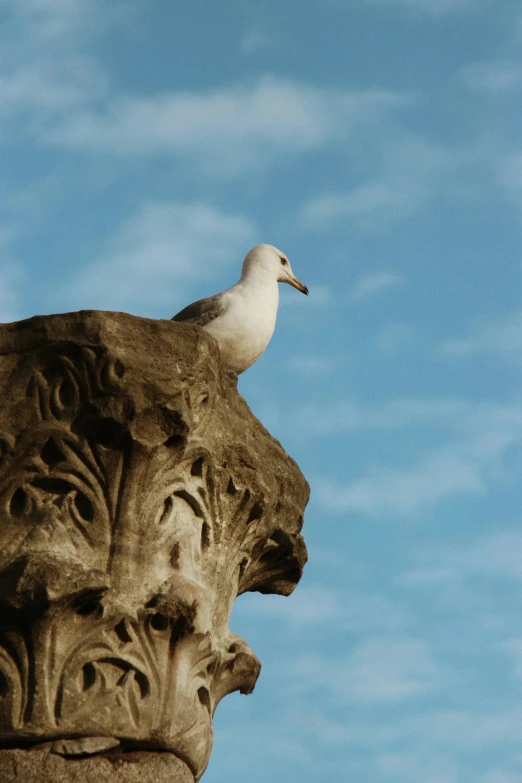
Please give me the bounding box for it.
[242,244,309,295]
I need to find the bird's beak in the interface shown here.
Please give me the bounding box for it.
[287,275,309,296]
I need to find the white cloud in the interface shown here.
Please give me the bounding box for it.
[366,0,475,14]
[376,323,415,352]
[214,662,522,779]
[0,0,110,139]
[311,399,522,516]
[43,78,409,172]
[291,637,440,703]
[463,533,522,581]
[285,354,337,376]
[214,714,316,773]
[301,135,453,229]
[0,59,105,117]
[499,639,522,680]
[419,708,522,747]
[294,701,522,767]
[479,771,522,783]
[399,532,522,592]
[498,154,522,195]
[240,28,272,54]
[237,586,406,631]
[292,708,352,746]
[1,174,67,225]
[350,271,401,300]
[438,311,522,358]
[319,452,483,515]
[0,0,108,37]
[61,201,254,312]
[294,396,512,436]
[303,181,419,223]
[460,61,522,92]
[374,751,457,783]
[1,1,412,181]
[0,0,126,47]
[237,586,344,626]
[214,698,522,781]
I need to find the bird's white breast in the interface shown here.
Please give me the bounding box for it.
[203,281,279,374]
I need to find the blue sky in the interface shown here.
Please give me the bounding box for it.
[2,0,522,780]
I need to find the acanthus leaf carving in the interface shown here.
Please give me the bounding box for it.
[0,312,308,780]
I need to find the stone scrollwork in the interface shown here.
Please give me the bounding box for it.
[0,312,308,781]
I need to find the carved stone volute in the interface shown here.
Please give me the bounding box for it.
[0,311,308,781]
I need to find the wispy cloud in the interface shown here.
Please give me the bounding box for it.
[400,531,522,587]
[294,396,511,436]
[350,271,401,300]
[0,0,114,38]
[285,354,337,376]
[0,0,412,181]
[301,136,453,229]
[0,59,106,117]
[295,700,522,770]
[438,311,522,358]
[374,751,457,783]
[460,60,522,92]
[42,78,409,173]
[499,639,522,681]
[240,28,272,54]
[215,698,522,781]
[61,201,254,313]
[213,648,522,780]
[366,0,475,15]
[416,708,522,748]
[479,770,522,783]
[311,399,522,516]
[291,637,440,703]
[397,531,522,636]
[319,452,484,515]
[376,323,415,352]
[302,182,419,225]
[0,0,419,197]
[461,533,522,582]
[0,0,111,137]
[237,586,344,626]
[497,153,522,196]
[237,586,406,631]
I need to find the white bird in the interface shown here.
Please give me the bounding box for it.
[172,244,309,374]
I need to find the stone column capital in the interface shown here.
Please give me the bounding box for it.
[0,311,308,781]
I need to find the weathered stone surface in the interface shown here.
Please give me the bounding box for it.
[0,748,193,782]
[0,311,308,780]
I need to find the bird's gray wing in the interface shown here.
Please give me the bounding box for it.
[171,293,227,327]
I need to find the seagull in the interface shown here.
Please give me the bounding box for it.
[172,244,309,374]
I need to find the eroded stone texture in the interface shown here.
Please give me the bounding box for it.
[0,748,193,783]
[0,311,308,781]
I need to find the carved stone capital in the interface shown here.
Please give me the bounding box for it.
[0,312,308,780]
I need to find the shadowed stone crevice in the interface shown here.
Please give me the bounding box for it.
[0,311,309,782]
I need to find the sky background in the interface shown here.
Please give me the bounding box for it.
[1,0,522,781]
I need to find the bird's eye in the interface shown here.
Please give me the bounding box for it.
[281,258,287,265]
